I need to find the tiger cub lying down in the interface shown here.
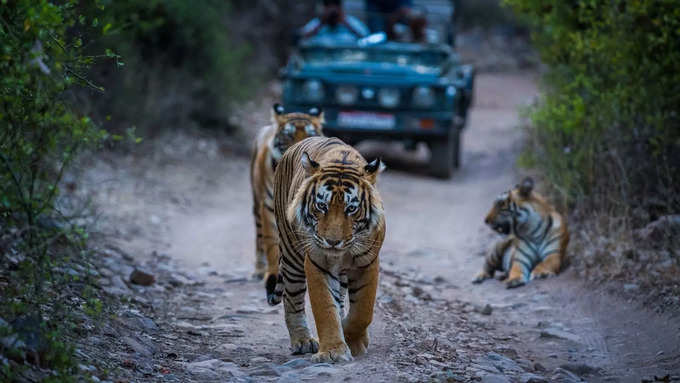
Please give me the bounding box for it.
[473,177,569,288]
[250,104,324,281]
[270,137,386,362]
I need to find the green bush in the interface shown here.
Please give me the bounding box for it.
[506,0,680,215]
[88,0,252,136]
[1,1,109,379]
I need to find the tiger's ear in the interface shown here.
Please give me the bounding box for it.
[301,151,320,176]
[518,177,534,198]
[272,103,285,126]
[307,106,322,116]
[364,158,385,184]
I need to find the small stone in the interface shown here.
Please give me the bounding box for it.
[250,356,270,363]
[551,367,584,382]
[481,374,512,383]
[539,328,580,343]
[521,373,548,383]
[130,269,155,286]
[623,283,639,292]
[481,304,493,315]
[559,363,599,376]
[533,362,546,372]
[282,358,312,369]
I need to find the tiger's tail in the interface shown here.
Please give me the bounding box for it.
[266,271,283,306]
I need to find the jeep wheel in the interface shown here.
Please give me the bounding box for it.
[429,134,456,179]
[453,131,461,168]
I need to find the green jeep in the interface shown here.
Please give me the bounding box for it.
[280,27,474,178]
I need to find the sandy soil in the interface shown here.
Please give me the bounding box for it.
[86,73,680,382]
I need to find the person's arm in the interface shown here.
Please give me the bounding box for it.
[300,18,323,38]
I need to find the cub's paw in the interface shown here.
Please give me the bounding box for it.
[311,344,353,363]
[505,277,526,289]
[345,331,369,357]
[530,269,556,280]
[290,336,319,355]
[472,271,491,284]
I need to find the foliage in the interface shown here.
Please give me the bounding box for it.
[506,0,680,216]
[85,0,252,136]
[0,0,109,379]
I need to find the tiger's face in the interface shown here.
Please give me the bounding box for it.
[288,149,384,255]
[485,177,535,235]
[271,104,324,157]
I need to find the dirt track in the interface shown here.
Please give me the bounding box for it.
[88,73,680,382]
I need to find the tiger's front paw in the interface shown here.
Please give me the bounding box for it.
[505,277,526,289]
[472,271,491,284]
[345,331,369,357]
[311,343,353,363]
[290,336,319,355]
[530,269,556,280]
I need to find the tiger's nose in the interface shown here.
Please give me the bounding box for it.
[327,239,341,246]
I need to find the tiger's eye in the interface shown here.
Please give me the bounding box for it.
[316,202,327,211]
[346,205,357,214]
[305,124,317,136]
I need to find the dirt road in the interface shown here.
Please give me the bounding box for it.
[88,73,680,382]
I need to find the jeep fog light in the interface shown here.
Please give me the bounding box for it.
[335,86,358,105]
[378,88,400,108]
[302,80,325,102]
[412,86,435,108]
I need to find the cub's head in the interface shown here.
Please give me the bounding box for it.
[288,149,385,255]
[272,104,324,156]
[484,177,536,235]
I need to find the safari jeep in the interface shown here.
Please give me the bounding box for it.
[280,36,474,178]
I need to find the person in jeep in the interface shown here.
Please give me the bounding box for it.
[300,0,370,43]
[364,0,427,42]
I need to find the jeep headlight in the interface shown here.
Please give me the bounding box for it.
[378,88,400,108]
[302,80,325,102]
[335,85,358,106]
[412,86,435,108]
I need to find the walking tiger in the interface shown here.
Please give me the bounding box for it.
[270,136,386,362]
[250,104,324,281]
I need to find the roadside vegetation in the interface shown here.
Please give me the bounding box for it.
[0,0,265,380]
[506,0,680,302]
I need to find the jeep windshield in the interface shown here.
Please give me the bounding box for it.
[299,43,449,71]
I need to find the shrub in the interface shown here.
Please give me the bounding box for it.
[506,0,680,217]
[86,0,252,136]
[1,0,109,378]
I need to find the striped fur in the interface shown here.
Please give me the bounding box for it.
[272,137,385,362]
[473,177,570,289]
[250,104,324,281]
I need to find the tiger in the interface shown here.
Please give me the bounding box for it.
[473,177,570,288]
[250,104,324,281]
[269,136,386,363]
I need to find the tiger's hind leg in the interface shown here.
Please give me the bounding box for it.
[305,256,352,363]
[473,237,513,284]
[343,257,379,357]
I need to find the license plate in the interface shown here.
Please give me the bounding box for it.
[337,111,395,130]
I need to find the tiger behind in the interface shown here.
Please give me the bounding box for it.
[250,104,324,282]
[271,137,386,363]
[473,177,569,288]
